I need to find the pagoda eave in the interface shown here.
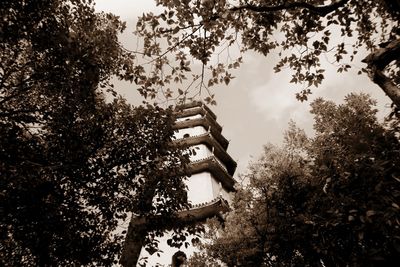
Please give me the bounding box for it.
[175,133,237,175]
[177,197,229,223]
[175,101,217,120]
[173,116,229,149]
[131,197,229,227]
[189,156,235,191]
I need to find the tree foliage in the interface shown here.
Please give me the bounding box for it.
[1,1,190,265]
[188,93,400,266]
[135,0,400,106]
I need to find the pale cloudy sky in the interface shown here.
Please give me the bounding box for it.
[94,0,392,175]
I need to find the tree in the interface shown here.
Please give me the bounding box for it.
[304,93,400,266]
[134,0,400,106]
[1,1,190,265]
[188,93,400,266]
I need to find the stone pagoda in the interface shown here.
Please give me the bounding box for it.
[138,101,237,266]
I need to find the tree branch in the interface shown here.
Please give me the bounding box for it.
[367,67,400,108]
[362,39,400,70]
[230,0,349,16]
[362,38,400,107]
[145,25,203,65]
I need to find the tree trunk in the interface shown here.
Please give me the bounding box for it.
[119,216,148,267]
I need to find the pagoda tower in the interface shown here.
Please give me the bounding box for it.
[138,101,237,266]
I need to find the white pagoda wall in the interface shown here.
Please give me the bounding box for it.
[174,125,207,139]
[185,172,214,205]
[185,171,231,205]
[189,144,211,161]
[210,176,232,204]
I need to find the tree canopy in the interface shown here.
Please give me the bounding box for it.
[1,1,190,265]
[3,1,400,266]
[134,0,400,106]
[188,93,400,266]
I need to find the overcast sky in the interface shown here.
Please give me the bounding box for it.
[94,0,392,176]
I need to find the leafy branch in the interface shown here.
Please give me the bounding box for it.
[230,0,350,16]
